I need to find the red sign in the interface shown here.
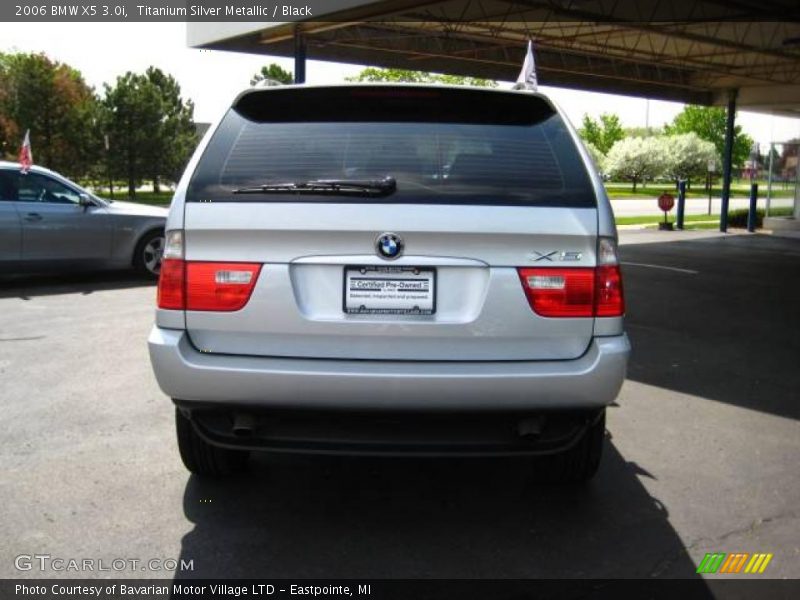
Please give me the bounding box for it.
[658,193,675,212]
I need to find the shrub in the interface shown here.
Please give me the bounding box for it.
[727,206,792,228]
[727,208,762,228]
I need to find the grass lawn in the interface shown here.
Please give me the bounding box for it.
[606,181,795,200]
[616,213,723,226]
[108,191,174,206]
[618,206,793,228]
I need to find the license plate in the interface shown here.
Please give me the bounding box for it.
[344,266,436,315]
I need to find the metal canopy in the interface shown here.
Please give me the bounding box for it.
[188,1,800,115]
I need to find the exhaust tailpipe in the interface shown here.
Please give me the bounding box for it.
[517,416,546,439]
[232,413,256,438]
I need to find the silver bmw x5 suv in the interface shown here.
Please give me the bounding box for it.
[148,84,630,481]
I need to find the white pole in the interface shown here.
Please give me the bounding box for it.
[795,150,800,220]
[766,142,774,217]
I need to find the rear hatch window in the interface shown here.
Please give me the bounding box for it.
[187,86,595,208]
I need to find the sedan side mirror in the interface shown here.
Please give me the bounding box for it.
[78,193,93,208]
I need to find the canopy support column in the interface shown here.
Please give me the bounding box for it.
[720,89,738,232]
[294,28,306,84]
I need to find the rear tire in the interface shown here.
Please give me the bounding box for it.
[533,410,605,483]
[175,408,249,477]
[133,229,165,279]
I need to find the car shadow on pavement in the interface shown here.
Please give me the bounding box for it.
[0,271,155,299]
[620,235,800,421]
[173,439,708,583]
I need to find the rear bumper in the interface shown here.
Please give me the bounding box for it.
[177,405,604,456]
[148,327,630,411]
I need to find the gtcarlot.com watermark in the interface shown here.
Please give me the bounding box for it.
[15,554,194,573]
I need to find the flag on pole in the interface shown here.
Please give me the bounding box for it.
[18,130,33,174]
[515,40,538,90]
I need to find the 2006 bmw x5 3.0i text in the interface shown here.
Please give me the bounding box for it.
[148,84,630,481]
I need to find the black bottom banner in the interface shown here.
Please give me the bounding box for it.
[3,579,800,600]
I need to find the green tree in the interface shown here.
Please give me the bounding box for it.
[624,126,663,138]
[664,105,753,168]
[0,52,100,177]
[103,73,160,197]
[579,113,625,155]
[143,67,197,192]
[102,68,197,197]
[250,63,293,86]
[347,67,497,87]
[0,54,16,159]
[764,144,780,176]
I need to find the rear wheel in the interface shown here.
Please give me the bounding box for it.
[134,229,165,279]
[175,408,249,477]
[532,410,605,483]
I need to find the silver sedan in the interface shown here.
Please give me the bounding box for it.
[0,161,167,278]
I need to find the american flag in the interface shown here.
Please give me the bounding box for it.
[18,130,33,174]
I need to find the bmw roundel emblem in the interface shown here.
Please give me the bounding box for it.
[375,232,403,260]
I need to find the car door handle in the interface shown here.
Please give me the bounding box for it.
[24,212,43,221]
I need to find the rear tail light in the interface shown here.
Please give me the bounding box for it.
[185,262,261,311]
[518,268,595,317]
[594,237,624,316]
[157,230,261,312]
[518,237,624,318]
[157,259,186,310]
[597,237,618,266]
[157,231,185,310]
[595,265,625,316]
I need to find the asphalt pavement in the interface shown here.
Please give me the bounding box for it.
[1,231,798,583]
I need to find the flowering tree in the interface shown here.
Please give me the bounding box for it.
[582,141,606,175]
[605,137,666,192]
[665,105,752,168]
[661,132,718,187]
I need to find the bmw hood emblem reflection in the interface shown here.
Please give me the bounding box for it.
[376,232,403,260]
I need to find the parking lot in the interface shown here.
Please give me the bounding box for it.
[1,231,798,581]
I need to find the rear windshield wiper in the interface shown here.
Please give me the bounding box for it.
[233,176,396,197]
